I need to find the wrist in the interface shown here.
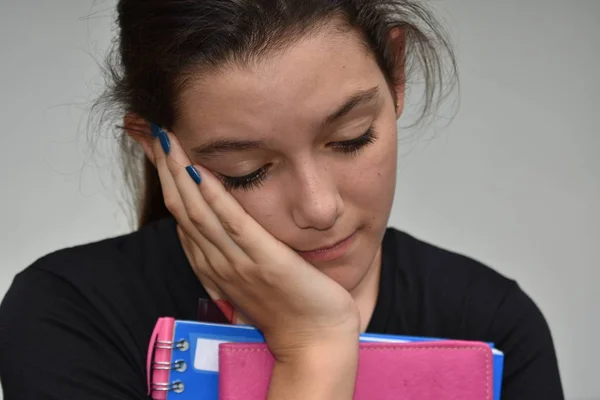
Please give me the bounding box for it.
[277,335,359,366]
[268,321,360,363]
[268,340,359,400]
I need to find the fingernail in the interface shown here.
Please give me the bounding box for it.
[150,123,161,138]
[186,165,202,184]
[158,129,171,154]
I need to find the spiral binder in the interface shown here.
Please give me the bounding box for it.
[153,359,187,371]
[146,317,268,399]
[151,381,185,394]
[147,318,200,398]
[148,317,178,399]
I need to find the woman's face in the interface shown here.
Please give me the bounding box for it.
[173,26,401,293]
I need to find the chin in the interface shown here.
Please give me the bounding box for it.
[296,227,384,292]
[317,253,379,293]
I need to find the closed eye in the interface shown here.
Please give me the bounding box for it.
[327,126,377,156]
[218,164,271,191]
[218,126,377,191]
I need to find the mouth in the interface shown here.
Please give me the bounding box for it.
[295,231,357,263]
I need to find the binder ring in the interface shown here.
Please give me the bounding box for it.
[153,360,187,372]
[155,339,190,351]
[151,381,185,394]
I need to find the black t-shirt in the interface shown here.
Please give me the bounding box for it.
[0,217,564,399]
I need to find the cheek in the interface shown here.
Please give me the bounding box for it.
[341,124,398,216]
[229,122,398,237]
[229,186,285,233]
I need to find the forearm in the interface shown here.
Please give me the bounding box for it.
[267,339,359,400]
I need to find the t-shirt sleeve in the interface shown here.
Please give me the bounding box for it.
[488,283,564,399]
[0,266,150,400]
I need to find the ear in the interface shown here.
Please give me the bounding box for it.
[388,27,406,118]
[123,113,156,165]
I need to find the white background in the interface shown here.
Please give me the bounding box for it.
[1,1,598,399]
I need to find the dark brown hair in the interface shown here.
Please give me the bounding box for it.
[93,0,457,228]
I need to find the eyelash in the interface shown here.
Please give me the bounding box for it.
[221,165,270,191]
[221,126,377,191]
[327,126,377,156]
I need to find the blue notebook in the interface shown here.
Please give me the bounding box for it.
[147,317,504,399]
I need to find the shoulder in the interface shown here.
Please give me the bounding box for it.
[0,217,182,320]
[0,218,182,399]
[383,228,564,398]
[382,227,542,339]
[3,218,190,307]
[383,227,517,313]
[21,217,177,282]
[0,217,185,328]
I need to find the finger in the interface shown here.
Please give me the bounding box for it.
[153,133,232,269]
[177,225,222,295]
[177,227,239,324]
[174,216,208,269]
[156,130,250,265]
[164,131,283,263]
[159,132,282,262]
[189,163,286,263]
[153,136,202,243]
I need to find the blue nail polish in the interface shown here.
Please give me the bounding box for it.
[151,123,161,138]
[158,129,171,154]
[186,166,202,184]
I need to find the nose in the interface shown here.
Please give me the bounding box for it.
[290,162,344,231]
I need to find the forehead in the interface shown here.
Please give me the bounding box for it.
[174,25,385,139]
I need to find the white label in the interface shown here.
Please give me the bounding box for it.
[193,338,229,372]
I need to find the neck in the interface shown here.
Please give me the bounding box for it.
[351,245,382,332]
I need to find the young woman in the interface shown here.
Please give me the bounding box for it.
[0,0,564,399]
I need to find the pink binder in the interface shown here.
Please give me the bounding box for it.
[218,341,493,400]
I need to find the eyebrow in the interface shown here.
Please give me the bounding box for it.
[323,86,380,127]
[191,138,264,157]
[191,86,380,157]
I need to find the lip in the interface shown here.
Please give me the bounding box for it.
[296,232,356,263]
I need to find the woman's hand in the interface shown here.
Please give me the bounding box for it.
[151,127,359,398]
